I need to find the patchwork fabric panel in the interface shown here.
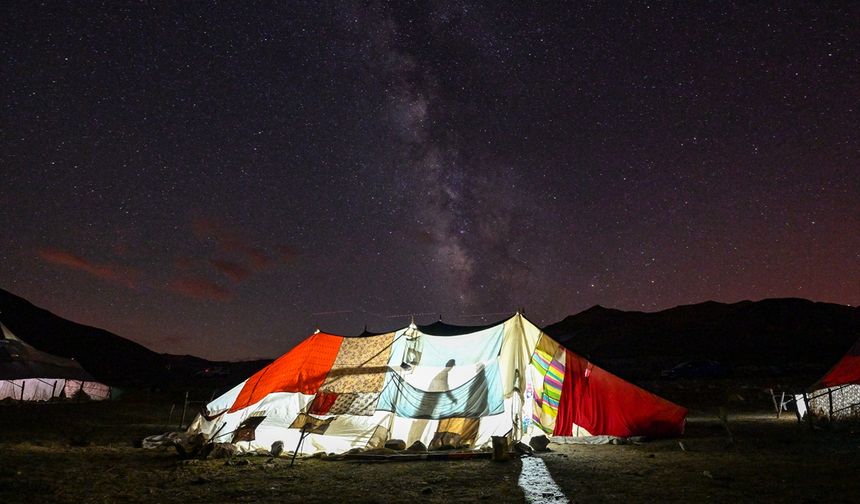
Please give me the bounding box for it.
[319,332,395,394]
[308,391,338,415]
[230,332,343,412]
[376,361,505,419]
[435,417,480,446]
[288,413,334,434]
[327,392,380,416]
[530,335,566,433]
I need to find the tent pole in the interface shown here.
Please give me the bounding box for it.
[179,391,189,429]
[768,388,779,416]
[290,424,308,467]
[778,391,786,418]
[803,393,814,430]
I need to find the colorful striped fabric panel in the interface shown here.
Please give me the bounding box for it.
[530,335,566,433]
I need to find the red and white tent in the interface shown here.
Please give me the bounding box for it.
[190,313,686,454]
[796,338,860,421]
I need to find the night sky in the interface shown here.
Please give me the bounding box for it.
[2,2,857,360]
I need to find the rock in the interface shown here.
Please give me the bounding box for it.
[406,440,427,452]
[207,443,239,459]
[174,433,206,458]
[384,439,406,451]
[513,441,533,456]
[271,441,284,457]
[529,435,550,452]
[225,458,251,466]
[421,487,433,494]
[429,432,462,450]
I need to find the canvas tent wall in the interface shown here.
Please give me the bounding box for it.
[795,338,860,421]
[0,321,110,401]
[189,313,686,454]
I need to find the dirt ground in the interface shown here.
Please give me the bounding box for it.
[1,386,858,503]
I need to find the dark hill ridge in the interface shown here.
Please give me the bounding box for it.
[2,287,857,386]
[544,298,860,374]
[0,288,269,387]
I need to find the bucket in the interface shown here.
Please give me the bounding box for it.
[491,435,511,462]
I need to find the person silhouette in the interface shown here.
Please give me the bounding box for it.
[409,359,457,444]
[468,362,489,416]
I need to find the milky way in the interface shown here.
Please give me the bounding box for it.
[1,2,857,359]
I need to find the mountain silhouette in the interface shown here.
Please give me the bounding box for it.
[2,287,857,386]
[544,298,859,377]
[0,288,268,387]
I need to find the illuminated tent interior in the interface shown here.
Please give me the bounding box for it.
[796,338,860,421]
[0,321,111,401]
[189,313,687,454]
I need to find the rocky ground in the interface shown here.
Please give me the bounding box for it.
[1,384,858,503]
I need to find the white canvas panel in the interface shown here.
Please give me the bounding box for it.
[390,415,440,446]
[0,378,64,401]
[397,361,494,391]
[205,380,247,415]
[499,315,542,398]
[387,324,504,370]
[63,380,110,401]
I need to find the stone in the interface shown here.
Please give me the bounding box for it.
[384,439,406,451]
[174,433,206,458]
[529,435,550,452]
[271,441,284,457]
[207,443,239,459]
[513,441,533,456]
[429,432,462,450]
[406,440,427,452]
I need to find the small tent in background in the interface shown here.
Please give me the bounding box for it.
[189,313,686,454]
[0,321,110,401]
[796,338,860,421]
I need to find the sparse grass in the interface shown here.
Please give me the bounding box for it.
[1,385,859,503]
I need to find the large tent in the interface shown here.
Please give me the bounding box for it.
[795,337,860,421]
[0,321,110,401]
[189,313,686,454]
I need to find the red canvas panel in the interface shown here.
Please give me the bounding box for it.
[229,332,343,412]
[815,339,860,388]
[554,349,686,438]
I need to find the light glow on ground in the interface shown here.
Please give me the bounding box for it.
[518,456,569,503]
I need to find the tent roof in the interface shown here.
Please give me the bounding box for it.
[0,322,96,381]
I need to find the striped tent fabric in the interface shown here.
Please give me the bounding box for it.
[530,335,566,433]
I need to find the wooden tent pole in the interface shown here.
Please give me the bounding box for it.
[179,391,189,429]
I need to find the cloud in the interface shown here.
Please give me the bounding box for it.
[167,276,231,301]
[209,259,252,282]
[191,216,250,254]
[190,216,280,271]
[37,248,141,289]
[245,248,274,271]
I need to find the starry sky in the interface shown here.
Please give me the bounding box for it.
[1,2,857,360]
